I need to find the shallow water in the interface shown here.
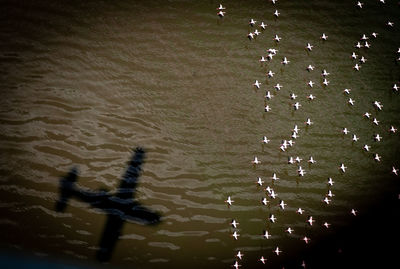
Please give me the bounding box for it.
[0,0,399,268]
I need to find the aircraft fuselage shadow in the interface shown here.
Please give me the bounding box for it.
[55,147,161,262]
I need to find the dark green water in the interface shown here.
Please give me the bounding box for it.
[0,0,399,268]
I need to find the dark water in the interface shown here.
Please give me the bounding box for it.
[0,0,399,268]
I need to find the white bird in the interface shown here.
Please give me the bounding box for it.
[348,98,355,106]
[323,197,331,204]
[293,125,300,133]
[269,214,277,223]
[268,48,278,54]
[263,230,272,239]
[252,156,261,164]
[265,91,274,100]
[226,196,234,206]
[233,261,241,269]
[286,227,294,234]
[259,256,267,264]
[360,56,367,63]
[247,32,254,40]
[231,219,239,228]
[288,156,295,164]
[321,33,328,40]
[351,52,358,59]
[303,236,310,244]
[307,94,316,100]
[282,140,288,149]
[292,132,299,139]
[290,93,297,100]
[307,216,315,226]
[260,22,267,30]
[257,177,264,186]
[352,134,359,142]
[374,134,382,142]
[364,41,371,48]
[373,101,383,111]
[267,53,274,60]
[342,127,349,135]
[281,57,290,65]
[274,10,280,17]
[254,29,260,36]
[262,197,269,205]
[327,177,334,186]
[308,80,314,88]
[306,43,313,51]
[357,1,363,8]
[379,0,385,3]
[327,190,335,197]
[361,34,369,40]
[253,80,261,89]
[297,208,304,214]
[374,153,381,162]
[389,126,397,133]
[274,34,282,42]
[265,186,272,194]
[296,156,303,163]
[308,156,316,164]
[271,0,278,4]
[217,11,226,17]
[387,21,394,27]
[217,4,226,10]
[305,118,313,126]
[236,251,244,260]
[288,140,295,146]
[371,32,378,38]
[322,78,329,86]
[232,231,240,240]
[392,166,399,176]
[279,200,287,210]
[339,163,347,173]
[274,247,282,256]
[351,209,357,216]
[249,18,257,27]
[270,190,277,199]
[363,144,370,152]
[372,118,379,125]
[363,112,371,118]
[307,65,315,71]
[265,105,271,112]
[355,42,363,49]
[267,70,275,78]
[393,84,399,92]
[262,136,270,144]
[354,64,361,71]
[274,83,282,91]
[259,56,267,63]
[298,169,306,177]
[323,222,331,228]
[293,102,302,110]
[321,69,330,77]
[271,173,279,181]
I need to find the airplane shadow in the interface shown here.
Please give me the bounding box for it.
[55,147,161,262]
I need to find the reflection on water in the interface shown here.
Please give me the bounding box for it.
[56,148,161,262]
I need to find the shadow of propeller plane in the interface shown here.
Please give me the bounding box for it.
[55,147,161,262]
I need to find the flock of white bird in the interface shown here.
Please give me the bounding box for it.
[219,1,399,268]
